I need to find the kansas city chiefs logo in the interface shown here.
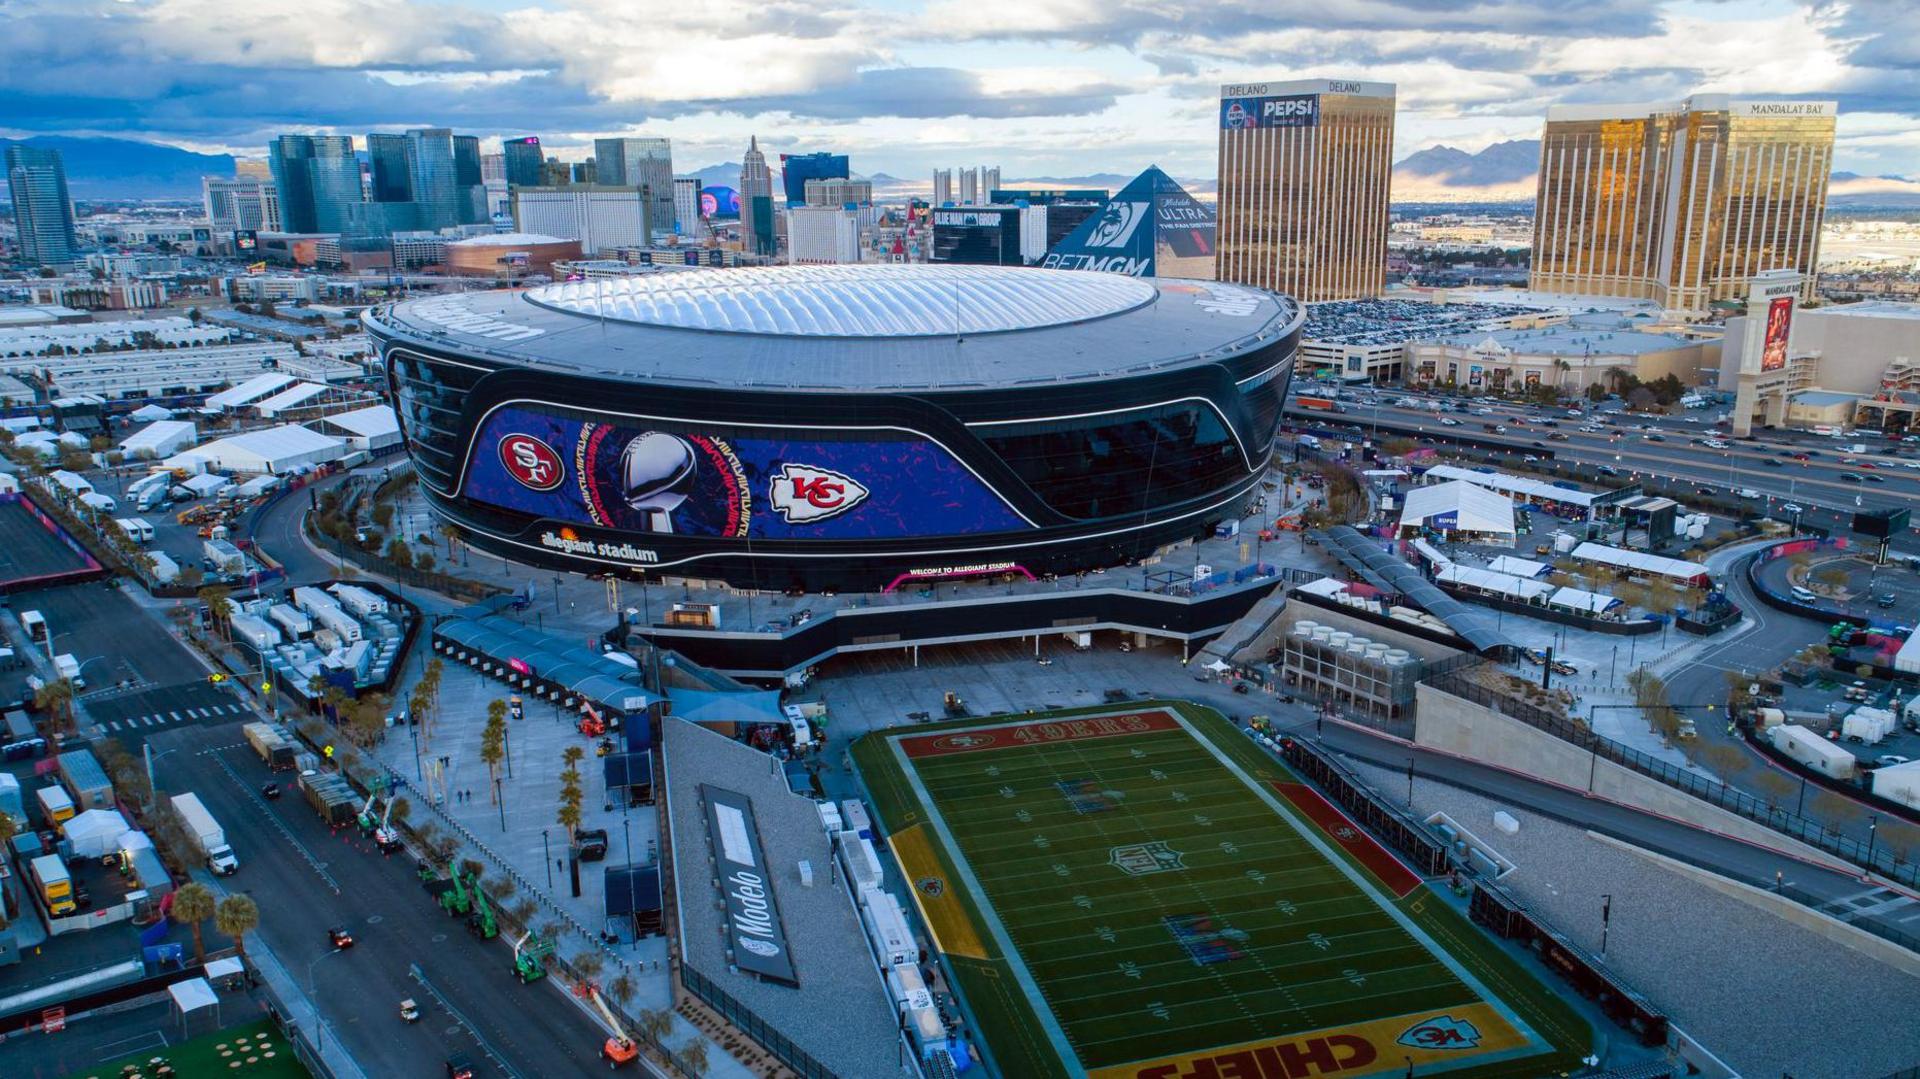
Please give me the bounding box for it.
[499,434,563,491]
[1397,1015,1482,1051]
[769,463,867,524]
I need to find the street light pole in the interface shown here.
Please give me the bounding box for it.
[542,829,553,889]
[1599,893,1612,955]
[306,947,343,1051]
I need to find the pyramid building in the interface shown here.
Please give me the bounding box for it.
[1037,166,1216,279]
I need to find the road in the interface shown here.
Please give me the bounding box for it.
[1290,392,1920,551]
[150,720,610,1078]
[19,579,253,747]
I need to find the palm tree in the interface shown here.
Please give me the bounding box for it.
[34,678,77,744]
[215,894,259,962]
[172,882,216,966]
[481,699,507,802]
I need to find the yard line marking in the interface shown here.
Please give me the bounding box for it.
[169,711,184,722]
[107,721,120,732]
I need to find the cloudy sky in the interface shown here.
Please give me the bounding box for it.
[1,0,1915,182]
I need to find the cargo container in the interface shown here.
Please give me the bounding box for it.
[244,722,297,770]
[58,747,113,809]
[310,604,363,644]
[1769,724,1858,780]
[114,518,155,544]
[37,783,75,827]
[148,551,180,583]
[292,586,341,615]
[839,799,873,838]
[54,652,84,688]
[858,887,916,969]
[1842,707,1896,745]
[203,538,245,573]
[171,792,239,875]
[1870,759,1920,812]
[30,853,74,915]
[266,604,313,638]
[227,613,283,653]
[329,583,388,617]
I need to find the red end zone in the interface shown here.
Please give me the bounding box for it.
[898,710,1180,759]
[1272,782,1423,898]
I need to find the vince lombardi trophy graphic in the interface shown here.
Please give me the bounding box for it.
[618,432,697,532]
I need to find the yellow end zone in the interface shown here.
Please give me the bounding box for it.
[1088,1000,1535,1079]
[889,823,989,961]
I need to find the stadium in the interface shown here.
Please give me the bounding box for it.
[366,264,1301,591]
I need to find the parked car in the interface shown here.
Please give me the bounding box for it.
[575,828,610,862]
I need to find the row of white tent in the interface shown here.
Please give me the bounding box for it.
[1433,563,1622,616]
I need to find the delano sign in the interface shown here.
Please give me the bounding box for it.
[701,785,799,986]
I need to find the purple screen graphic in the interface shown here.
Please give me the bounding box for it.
[462,407,1030,540]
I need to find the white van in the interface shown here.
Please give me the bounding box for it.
[1790,585,1818,603]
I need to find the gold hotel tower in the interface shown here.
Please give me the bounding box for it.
[1530,96,1836,314]
[1216,78,1397,302]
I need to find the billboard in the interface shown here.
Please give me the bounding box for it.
[699,186,740,218]
[1219,93,1319,130]
[1039,166,1215,279]
[700,785,798,986]
[233,230,258,254]
[462,405,1030,542]
[1761,296,1792,372]
[1852,507,1911,540]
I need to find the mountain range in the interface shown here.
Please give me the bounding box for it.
[9,134,1916,210]
[0,136,235,200]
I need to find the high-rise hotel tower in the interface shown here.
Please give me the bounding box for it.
[1215,78,1396,302]
[1530,96,1835,313]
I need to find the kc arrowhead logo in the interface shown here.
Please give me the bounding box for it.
[769,463,868,524]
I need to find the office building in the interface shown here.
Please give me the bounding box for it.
[203,176,281,236]
[481,154,509,218]
[1530,96,1837,313]
[959,167,978,206]
[541,157,574,187]
[740,136,776,257]
[1216,78,1397,302]
[930,205,1044,266]
[803,177,872,208]
[593,137,676,240]
[366,132,412,203]
[404,127,463,230]
[269,135,360,234]
[5,145,77,268]
[511,186,649,254]
[787,207,861,264]
[780,152,849,207]
[673,178,703,239]
[453,135,486,224]
[932,168,952,207]
[983,167,1001,196]
[503,137,544,188]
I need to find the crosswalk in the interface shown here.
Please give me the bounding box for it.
[104,701,253,733]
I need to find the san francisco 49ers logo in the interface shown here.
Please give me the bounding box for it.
[769,463,868,524]
[499,434,564,491]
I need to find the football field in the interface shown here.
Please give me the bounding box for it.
[854,704,1591,1079]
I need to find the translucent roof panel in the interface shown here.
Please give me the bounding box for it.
[526,264,1157,338]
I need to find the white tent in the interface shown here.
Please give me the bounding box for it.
[1398,480,1515,540]
[119,419,198,459]
[129,403,174,422]
[186,424,345,475]
[206,371,296,410]
[310,404,400,451]
[254,381,329,417]
[1548,587,1620,615]
[1569,542,1709,585]
[63,808,130,858]
[1487,555,1549,578]
[1436,563,1553,600]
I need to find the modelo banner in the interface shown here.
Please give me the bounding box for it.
[463,405,1030,540]
[1219,93,1319,130]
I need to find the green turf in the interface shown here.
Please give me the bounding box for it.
[68,1018,310,1079]
[854,701,1594,1079]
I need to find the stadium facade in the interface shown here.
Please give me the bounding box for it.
[367,264,1300,591]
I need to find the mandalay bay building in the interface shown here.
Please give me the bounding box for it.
[1530,96,1836,315]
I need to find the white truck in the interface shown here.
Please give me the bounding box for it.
[171,792,239,875]
[53,652,84,688]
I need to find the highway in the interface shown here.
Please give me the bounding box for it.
[1289,391,1920,550]
[150,720,610,1078]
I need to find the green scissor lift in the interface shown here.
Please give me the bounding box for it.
[437,864,473,917]
[511,929,553,982]
[467,878,499,940]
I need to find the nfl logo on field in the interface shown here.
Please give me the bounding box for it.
[1108,842,1185,877]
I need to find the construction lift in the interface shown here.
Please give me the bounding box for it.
[437,864,473,918]
[373,801,403,853]
[511,929,553,983]
[578,983,639,1068]
[468,880,499,940]
[355,792,379,835]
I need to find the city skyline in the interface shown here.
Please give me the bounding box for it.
[0,0,1913,185]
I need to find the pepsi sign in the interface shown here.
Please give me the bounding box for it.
[1220,93,1319,130]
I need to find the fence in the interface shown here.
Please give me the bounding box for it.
[1425,669,1919,890]
[679,964,837,1079]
